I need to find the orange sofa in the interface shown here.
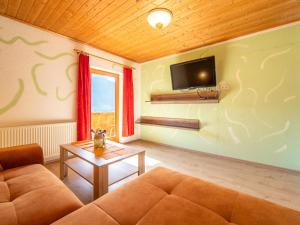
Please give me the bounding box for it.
[0,144,83,225]
[53,166,300,225]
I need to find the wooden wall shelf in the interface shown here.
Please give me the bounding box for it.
[148,91,219,104]
[147,99,219,104]
[136,116,200,130]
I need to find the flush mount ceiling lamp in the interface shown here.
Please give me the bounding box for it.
[147,8,173,29]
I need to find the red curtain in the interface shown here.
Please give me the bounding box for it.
[77,54,91,141]
[122,67,134,137]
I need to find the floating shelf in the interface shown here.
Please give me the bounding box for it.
[148,90,219,104]
[147,99,219,104]
[136,116,200,130]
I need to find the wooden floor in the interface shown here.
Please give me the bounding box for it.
[46,140,300,210]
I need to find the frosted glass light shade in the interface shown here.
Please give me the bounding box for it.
[147,8,173,29]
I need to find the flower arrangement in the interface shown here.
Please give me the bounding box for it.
[91,129,106,149]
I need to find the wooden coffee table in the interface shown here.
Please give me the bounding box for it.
[60,140,145,200]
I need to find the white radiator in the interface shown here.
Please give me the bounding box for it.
[0,122,77,161]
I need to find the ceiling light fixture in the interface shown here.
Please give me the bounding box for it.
[147,8,173,29]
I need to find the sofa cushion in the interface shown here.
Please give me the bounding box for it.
[0,202,18,225]
[94,179,167,225]
[14,185,83,225]
[2,164,45,180]
[172,176,238,220]
[137,195,229,225]
[0,164,83,225]
[0,182,10,202]
[7,170,60,200]
[136,166,186,193]
[231,193,300,225]
[52,204,119,225]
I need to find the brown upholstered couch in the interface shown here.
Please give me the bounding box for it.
[0,144,83,225]
[53,166,300,225]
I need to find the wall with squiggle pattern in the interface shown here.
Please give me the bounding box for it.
[141,24,300,171]
[0,17,78,125]
[0,15,141,141]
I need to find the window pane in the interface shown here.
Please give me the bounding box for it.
[92,74,115,112]
[91,74,116,138]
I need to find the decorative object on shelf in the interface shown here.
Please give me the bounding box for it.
[148,90,220,104]
[91,129,106,149]
[147,8,173,29]
[136,116,200,130]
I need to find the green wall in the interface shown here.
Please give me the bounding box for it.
[140,24,300,171]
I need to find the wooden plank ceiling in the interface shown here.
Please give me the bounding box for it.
[0,0,300,62]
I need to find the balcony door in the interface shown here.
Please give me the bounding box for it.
[91,68,119,142]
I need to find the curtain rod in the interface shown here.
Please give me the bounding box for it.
[73,49,136,70]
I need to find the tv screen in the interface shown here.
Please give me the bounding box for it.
[170,56,216,90]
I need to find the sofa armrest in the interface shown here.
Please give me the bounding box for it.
[0,144,44,170]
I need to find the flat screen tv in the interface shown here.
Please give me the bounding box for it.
[170,56,216,90]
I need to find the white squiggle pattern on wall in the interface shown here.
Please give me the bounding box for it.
[284,96,296,103]
[259,120,290,142]
[241,56,248,63]
[228,127,240,144]
[248,88,258,105]
[231,69,242,103]
[274,144,287,153]
[264,76,285,103]
[260,48,291,69]
[248,88,272,128]
[225,110,250,138]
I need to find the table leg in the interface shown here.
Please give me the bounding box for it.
[93,165,108,200]
[60,146,68,180]
[138,151,145,176]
